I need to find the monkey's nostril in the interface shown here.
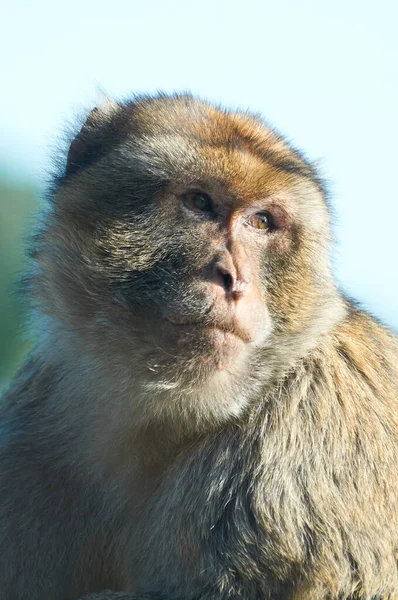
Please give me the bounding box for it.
[222,273,233,292]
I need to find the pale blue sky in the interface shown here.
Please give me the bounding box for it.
[1,0,397,328]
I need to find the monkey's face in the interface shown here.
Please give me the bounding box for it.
[40,96,334,383]
[128,181,275,371]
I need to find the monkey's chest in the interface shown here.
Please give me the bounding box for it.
[127,456,306,598]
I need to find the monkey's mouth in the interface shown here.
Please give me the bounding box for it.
[165,316,253,345]
[162,319,248,367]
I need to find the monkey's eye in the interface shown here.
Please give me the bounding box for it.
[183,191,213,214]
[246,212,273,231]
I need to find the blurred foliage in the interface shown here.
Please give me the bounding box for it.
[0,173,40,392]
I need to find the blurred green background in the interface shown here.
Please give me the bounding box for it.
[0,175,39,391]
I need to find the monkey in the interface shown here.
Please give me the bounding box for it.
[0,93,397,600]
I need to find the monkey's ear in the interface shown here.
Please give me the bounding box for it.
[65,99,120,177]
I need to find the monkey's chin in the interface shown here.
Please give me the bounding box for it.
[205,327,246,361]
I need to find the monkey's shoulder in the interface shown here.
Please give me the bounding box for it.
[330,305,398,405]
[132,371,398,598]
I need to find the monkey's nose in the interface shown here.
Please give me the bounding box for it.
[215,264,248,299]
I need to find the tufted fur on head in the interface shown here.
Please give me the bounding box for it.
[29,93,344,436]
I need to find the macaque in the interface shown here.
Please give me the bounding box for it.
[0,93,397,600]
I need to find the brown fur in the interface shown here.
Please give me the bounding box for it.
[0,93,397,600]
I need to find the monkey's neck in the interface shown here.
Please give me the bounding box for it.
[11,294,346,478]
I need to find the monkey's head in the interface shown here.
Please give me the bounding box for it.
[34,94,343,426]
